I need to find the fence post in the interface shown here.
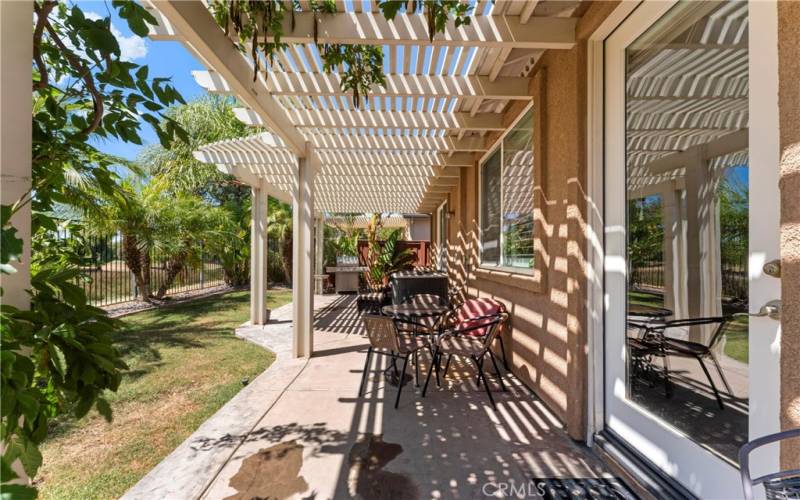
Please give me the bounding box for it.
[200,240,205,289]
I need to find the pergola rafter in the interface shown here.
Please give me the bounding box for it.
[146,0,563,215]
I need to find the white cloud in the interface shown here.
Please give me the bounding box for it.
[85,11,148,62]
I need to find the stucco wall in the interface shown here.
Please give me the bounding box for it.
[443,1,618,441]
[779,0,800,470]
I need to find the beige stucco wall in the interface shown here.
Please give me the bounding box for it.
[779,0,800,470]
[439,1,618,441]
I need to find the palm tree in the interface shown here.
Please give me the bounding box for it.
[139,95,254,197]
[267,197,293,285]
[139,95,257,283]
[82,179,156,301]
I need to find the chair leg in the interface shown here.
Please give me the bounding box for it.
[434,350,441,388]
[442,354,453,379]
[497,335,509,370]
[394,355,409,409]
[414,350,420,387]
[359,347,372,397]
[661,352,673,398]
[696,355,725,410]
[472,355,496,409]
[708,352,733,397]
[422,347,439,397]
[488,351,506,392]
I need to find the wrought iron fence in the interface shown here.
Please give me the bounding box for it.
[58,229,225,307]
[630,246,748,302]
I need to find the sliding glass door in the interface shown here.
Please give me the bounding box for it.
[603,1,781,496]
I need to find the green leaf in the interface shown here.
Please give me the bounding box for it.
[80,27,121,57]
[95,398,113,423]
[48,344,68,377]
[15,393,38,424]
[1,206,23,275]
[0,456,18,483]
[1,387,16,418]
[0,484,37,500]
[15,440,42,481]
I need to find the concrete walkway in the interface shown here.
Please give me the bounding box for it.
[125,295,626,500]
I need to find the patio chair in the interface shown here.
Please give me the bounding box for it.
[648,316,735,409]
[359,314,429,408]
[442,298,510,370]
[739,428,800,499]
[422,311,509,409]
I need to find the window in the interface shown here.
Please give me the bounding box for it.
[480,107,534,271]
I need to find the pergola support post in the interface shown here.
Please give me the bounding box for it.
[292,144,316,358]
[314,215,325,295]
[1,1,33,311]
[684,151,723,342]
[250,179,269,325]
[660,182,688,320]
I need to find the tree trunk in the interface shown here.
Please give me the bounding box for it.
[122,233,152,302]
[281,236,292,285]
[155,258,184,299]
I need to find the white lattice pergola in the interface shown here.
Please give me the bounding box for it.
[143,0,750,357]
[146,0,582,215]
[143,0,581,356]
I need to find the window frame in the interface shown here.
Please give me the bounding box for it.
[478,101,535,275]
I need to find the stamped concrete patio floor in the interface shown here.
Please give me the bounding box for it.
[125,295,621,500]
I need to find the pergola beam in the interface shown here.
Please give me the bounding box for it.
[195,70,531,100]
[308,133,487,152]
[268,72,532,100]
[236,107,506,132]
[253,12,576,49]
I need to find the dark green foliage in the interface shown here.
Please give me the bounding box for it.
[1,1,187,494]
[208,0,473,107]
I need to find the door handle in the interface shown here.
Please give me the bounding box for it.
[734,300,781,321]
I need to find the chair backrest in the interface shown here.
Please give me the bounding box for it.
[740,429,800,500]
[454,298,508,337]
[362,314,401,352]
[661,316,732,348]
[403,293,444,307]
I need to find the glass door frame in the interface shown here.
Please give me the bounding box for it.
[593,1,782,497]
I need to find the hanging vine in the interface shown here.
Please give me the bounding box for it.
[378,1,473,43]
[208,0,473,108]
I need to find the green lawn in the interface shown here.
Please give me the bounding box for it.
[37,289,292,500]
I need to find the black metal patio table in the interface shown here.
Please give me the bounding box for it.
[627,303,673,319]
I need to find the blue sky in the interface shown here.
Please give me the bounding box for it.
[77,1,207,161]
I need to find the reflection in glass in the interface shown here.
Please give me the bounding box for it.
[502,109,534,269]
[623,0,749,464]
[480,108,534,270]
[481,149,501,266]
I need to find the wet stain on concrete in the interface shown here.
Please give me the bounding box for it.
[347,434,419,500]
[225,440,309,500]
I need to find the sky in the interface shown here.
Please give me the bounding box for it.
[77,1,208,162]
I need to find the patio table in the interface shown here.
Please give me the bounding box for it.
[381,303,451,323]
[627,304,672,320]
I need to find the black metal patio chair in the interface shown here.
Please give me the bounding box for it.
[740,428,800,499]
[646,316,735,409]
[422,311,509,409]
[359,314,429,408]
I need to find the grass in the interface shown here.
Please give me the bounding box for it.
[36,289,293,500]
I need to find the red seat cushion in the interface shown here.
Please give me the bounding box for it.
[453,298,506,337]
